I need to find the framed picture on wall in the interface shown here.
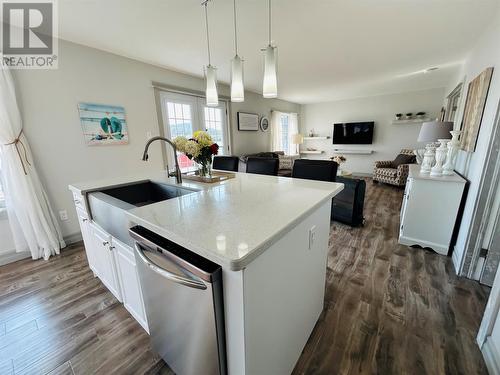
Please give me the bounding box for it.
[237,112,259,131]
[460,67,494,152]
[78,103,129,146]
[260,116,270,132]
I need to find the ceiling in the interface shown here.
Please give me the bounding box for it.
[59,0,499,104]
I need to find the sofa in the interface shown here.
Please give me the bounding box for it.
[373,149,416,187]
[239,152,299,177]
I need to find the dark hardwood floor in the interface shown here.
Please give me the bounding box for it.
[0,179,490,374]
[293,180,490,375]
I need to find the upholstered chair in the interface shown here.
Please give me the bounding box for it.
[373,149,416,186]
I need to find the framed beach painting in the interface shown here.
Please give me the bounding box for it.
[460,67,494,152]
[78,103,129,146]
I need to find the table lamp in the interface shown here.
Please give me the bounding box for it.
[291,134,303,155]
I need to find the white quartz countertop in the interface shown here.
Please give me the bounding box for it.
[69,171,343,271]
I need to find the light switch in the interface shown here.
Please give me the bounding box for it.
[308,225,316,250]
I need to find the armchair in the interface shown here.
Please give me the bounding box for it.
[373,149,416,187]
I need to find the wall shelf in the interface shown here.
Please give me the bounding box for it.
[332,149,373,155]
[303,136,331,140]
[392,117,430,125]
[300,150,324,154]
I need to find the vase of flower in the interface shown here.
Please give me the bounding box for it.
[197,159,213,178]
[173,131,219,180]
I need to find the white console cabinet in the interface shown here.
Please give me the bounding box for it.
[399,165,466,255]
[70,189,149,332]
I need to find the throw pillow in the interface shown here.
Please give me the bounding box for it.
[392,153,416,168]
[278,155,292,170]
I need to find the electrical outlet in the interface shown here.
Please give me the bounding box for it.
[59,210,68,221]
[308,225,316,250]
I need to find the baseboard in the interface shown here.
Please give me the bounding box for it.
[482,338,500,375]
[0,250,31,266]
[64,231,83,245]
[0,232,82,266]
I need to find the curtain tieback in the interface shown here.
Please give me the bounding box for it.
[4,129,31,175]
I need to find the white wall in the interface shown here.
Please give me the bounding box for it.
[12,40,300,240]
[301,88,445,174]
[446,7,500,272]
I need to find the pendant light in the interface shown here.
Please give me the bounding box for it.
[230,0,244,102]
[262,0,277,98]
[203,0,218,107]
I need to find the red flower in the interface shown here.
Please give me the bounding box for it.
[210,143,219,155]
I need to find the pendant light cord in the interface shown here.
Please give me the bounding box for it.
[268,0,272,46]
[233,0,238,55]
[204,1,212,66]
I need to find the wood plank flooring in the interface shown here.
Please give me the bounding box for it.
[292,180,490,375]
[0,179,490,374]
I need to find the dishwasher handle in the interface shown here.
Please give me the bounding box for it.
[135,243,207,290]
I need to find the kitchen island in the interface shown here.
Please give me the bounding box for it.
[69,171,343,374]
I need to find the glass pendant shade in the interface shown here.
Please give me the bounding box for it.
[263,45,277,98]
[205,65,219,107]
[231,55,245,102]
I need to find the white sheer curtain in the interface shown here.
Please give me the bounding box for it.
[270,110,299,155]
[0,67,65,260]
[288,112,299,155]
[270,110,283,152]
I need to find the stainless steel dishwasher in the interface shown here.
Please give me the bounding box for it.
[129,226,227,375]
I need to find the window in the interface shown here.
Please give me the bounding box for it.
[204,107,226,153]
[271,111,299,155]
[165,101,195,170]
[280,114,289,154]
[160,92,230,172]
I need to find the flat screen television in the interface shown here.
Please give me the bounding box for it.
[332,122,374,144]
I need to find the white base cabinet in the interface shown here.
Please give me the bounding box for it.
[76,207,97,275]
[71,190,149,332]
[89,223,122,302]
[113,238,149,333]
[399,165,466,255]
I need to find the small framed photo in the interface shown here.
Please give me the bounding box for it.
[237,112,259,131]
[260,116,270,132]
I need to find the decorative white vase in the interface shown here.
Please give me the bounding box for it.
[442,130,461,175]
[420,144,436,174]
[414,149,425,164]
[430,139,449,176]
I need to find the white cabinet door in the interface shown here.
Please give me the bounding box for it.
[76,207,98,275]
[90,223,122,301]
[113,238,149,333]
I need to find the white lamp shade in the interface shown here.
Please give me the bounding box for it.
[291,133,303,145]
[417,121,454,142]
[205,65,219,107]
[263,45,277,98]
[231,55,244,102]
